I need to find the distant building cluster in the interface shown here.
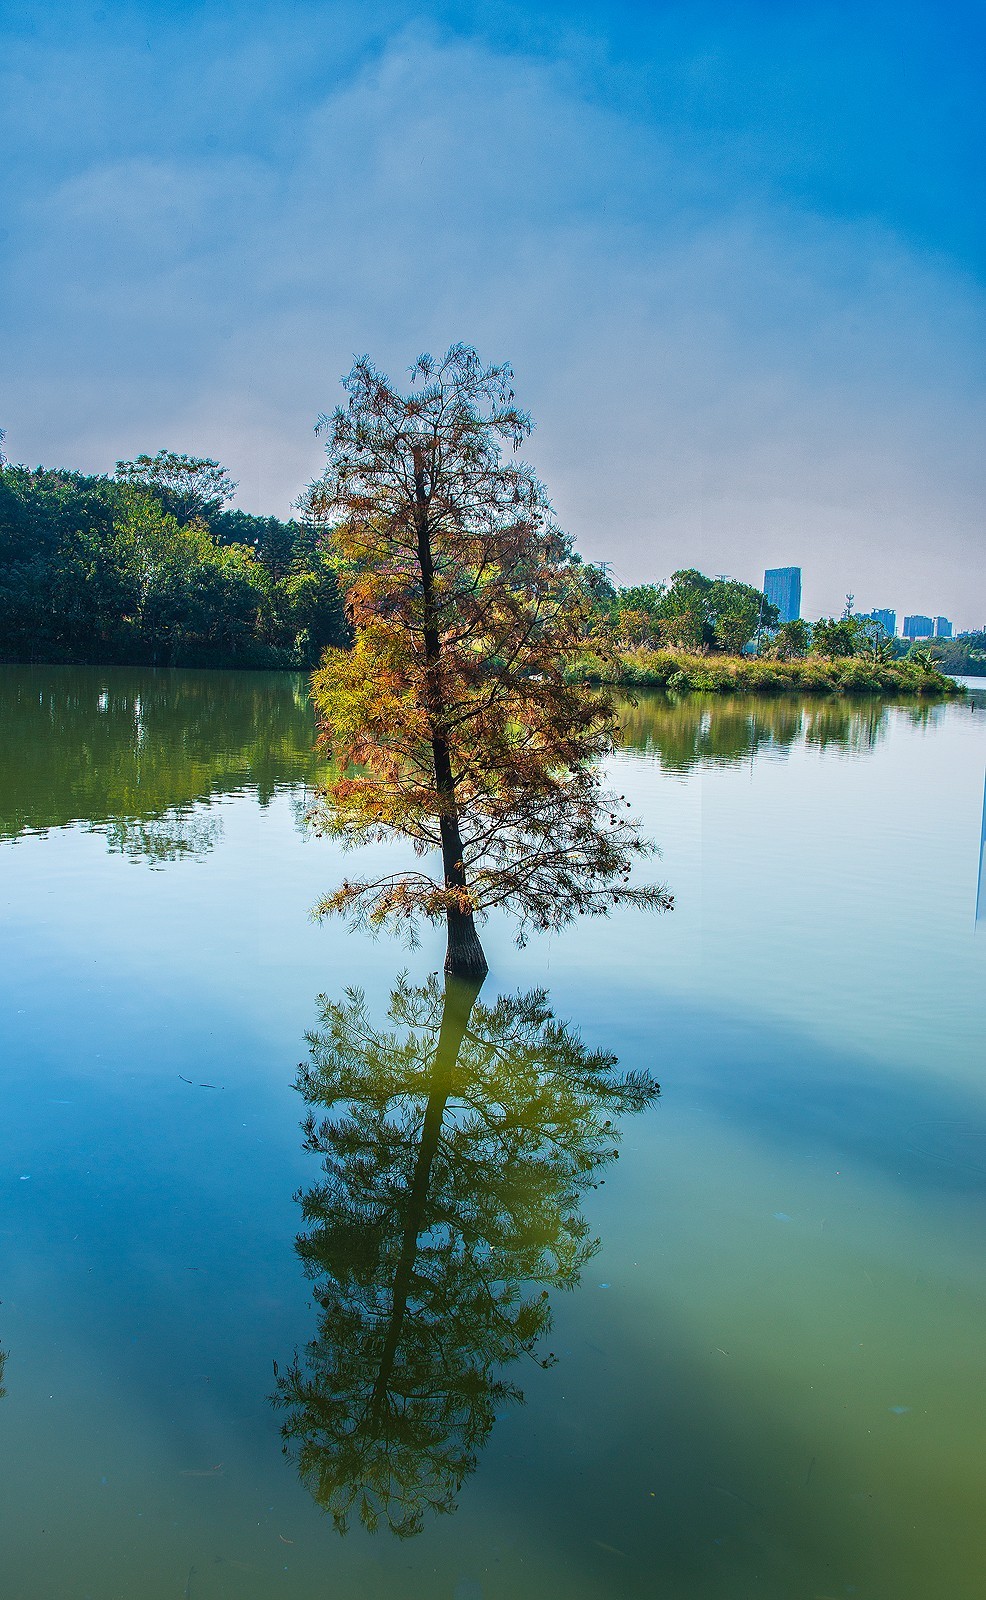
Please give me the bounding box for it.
[862,612,953,640]
[859,608,896,637]
[760,568,956,639]
[901,615,952,640]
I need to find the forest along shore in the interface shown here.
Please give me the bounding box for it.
[0,459,962,696]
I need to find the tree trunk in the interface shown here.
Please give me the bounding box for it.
[412,445,489,982]
[444,906,488,980]
[371,972,484,1419]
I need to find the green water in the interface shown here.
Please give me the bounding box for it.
[1,665,985,1599]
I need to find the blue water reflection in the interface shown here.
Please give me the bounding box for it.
[1,667,984,1599]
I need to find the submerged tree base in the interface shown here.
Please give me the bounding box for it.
[445,910,489,982]
[570,648,963,698]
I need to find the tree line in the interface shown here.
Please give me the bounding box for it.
[595,574,947,663]
[0,448,348,667]
[919,630,986,675]
[0,435,961,672]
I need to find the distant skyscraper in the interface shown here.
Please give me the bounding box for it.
[860,608,896,636]
[763,566,802,624]
[934,616,953,639]
[903,614,934,639]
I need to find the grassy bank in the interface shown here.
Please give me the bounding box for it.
[570,647,962,697]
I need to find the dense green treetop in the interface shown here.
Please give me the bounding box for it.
[602,569,778,654]
[114,449,238,521]
[810,615,868,658]
[772,618,811,658]
[0,462,347,668]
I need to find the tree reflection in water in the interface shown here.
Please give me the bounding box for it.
[273,973,657,1537]
[1,669,947,855]
[0,665,321,854]
[615,691,944,771]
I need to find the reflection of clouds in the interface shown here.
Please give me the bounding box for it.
[273,972,657,1538]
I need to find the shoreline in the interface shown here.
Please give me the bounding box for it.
[1,650,963,699]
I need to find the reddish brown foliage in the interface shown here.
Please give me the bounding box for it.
[303,346,671,960]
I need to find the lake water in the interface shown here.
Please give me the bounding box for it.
[1,666,985,1600]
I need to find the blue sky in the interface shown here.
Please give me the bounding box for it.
[2,0,984,622]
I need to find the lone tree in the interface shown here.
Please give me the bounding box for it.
[303,345,671,979]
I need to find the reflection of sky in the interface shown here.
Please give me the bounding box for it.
[963,679,986,924]
[551,702,986,1089]
[2,689,986,1597]
[978,769,986,923]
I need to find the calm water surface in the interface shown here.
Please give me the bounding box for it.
[1,666,985,1599]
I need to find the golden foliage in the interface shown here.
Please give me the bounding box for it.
[303,347,671,943]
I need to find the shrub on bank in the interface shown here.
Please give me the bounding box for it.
[569,648,961,698]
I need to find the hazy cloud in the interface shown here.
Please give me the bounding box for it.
[2,11,983,623]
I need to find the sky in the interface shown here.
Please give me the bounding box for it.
[2,0,984,625]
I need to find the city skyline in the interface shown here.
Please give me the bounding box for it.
[753,576,971,637]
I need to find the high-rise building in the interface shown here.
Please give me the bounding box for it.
[763,566,802,624]
[861,608,896,636]
[934,616,953,639]
[903,615,934,639]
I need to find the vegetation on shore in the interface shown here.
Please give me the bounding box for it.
[0,454,347,668]
[0,435,965,698]
[918,630,986,676]
[588,569,960,695]
[570,646,962,697]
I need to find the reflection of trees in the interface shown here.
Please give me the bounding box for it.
[0,665,323,858]
[617,695,803,768]
[273,974,657,1538]
[614,692,933,770]
[2,670,948,860]
[800,698,892,753]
